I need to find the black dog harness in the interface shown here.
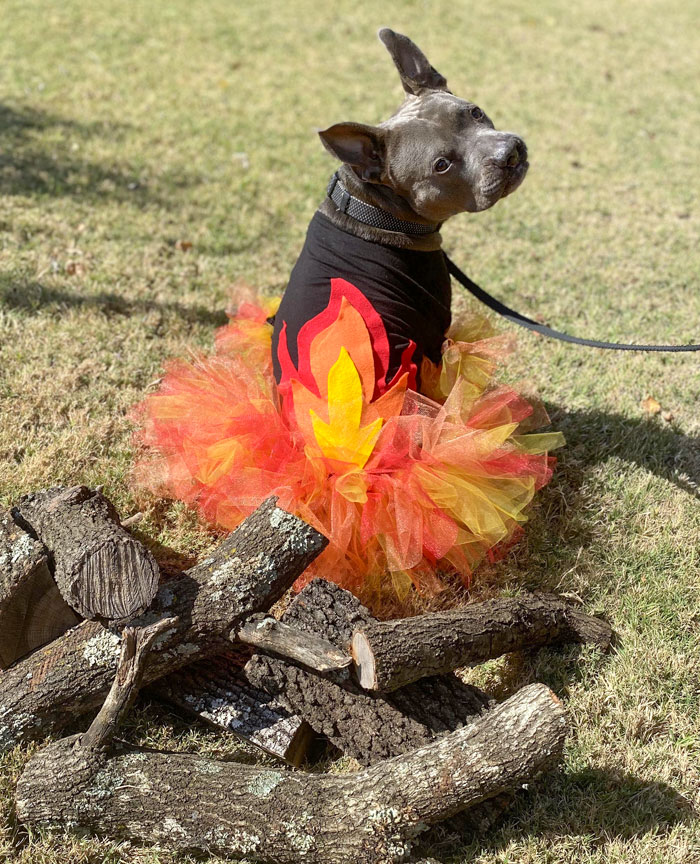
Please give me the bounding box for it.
[322,172,700,353]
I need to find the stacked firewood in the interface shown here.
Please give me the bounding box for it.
[0,486,612,864]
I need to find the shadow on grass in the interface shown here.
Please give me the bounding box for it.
[0,275,229,328]
[549,403,699,501]
[0,103,195,205]
[421,767,696,862]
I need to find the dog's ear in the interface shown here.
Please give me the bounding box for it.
[378,28,449,95]
[318,122,385,182]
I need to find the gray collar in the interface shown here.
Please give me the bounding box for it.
[326,172,439,236]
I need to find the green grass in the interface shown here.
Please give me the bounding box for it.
[1,0,699,861]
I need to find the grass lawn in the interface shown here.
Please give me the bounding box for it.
[1,0,699,861]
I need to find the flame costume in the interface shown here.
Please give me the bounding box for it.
[134,212,563,602]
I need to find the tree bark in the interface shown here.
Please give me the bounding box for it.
[236,613,352,674]
[16,682,567,864]
[0,511,79,668]
[352,592,613,692]
[80,617,178,752]
[0,497,327,753]
[151,650,314,766]
[246,579,491,765]
[13,485,160,624]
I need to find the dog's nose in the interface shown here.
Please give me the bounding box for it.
[507,140,527,167]
[496,137,527,169]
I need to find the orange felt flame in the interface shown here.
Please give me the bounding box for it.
[281,287,414,467]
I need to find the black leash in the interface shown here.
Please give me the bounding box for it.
[445,255,700,352]
[326,172,699,352]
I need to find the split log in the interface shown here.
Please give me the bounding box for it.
[352,592,613,692]
[0,497,327,753]
[13,485,160,623]
[151,650,314,766]
[17,667,567,863]
[246,579,491,764]
[236,613,352,674]
[0,511,80,668]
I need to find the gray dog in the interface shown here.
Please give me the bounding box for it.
[271,28,528,389]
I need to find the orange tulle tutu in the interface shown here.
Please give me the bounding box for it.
[132,282,563,603]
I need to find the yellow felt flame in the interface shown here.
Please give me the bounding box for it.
[309,347,383,468]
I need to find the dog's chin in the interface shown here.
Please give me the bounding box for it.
[474,161,529,211]
[500,160,529,199]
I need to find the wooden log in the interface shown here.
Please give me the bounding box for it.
[245,579,491,765]
[352,592,613,692]
[236,613,352,674]
[151,650,314,766]
[0,497,327,754]
[80,617,178,752]
[0,511,80,668]
[13,485,160,623]
[16,680,567,864]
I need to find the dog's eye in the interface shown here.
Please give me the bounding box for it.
[433,157,451,174]
[470,106,484,121]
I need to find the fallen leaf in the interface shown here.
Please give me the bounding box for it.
[641,395,661,415]
[65,261,85,276]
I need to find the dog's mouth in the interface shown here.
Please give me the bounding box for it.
[475,159,529,210]
[500,158,529,198]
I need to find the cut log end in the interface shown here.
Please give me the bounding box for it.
[79,539,160,623]
[351,629,377,690]
[14,485,161,624]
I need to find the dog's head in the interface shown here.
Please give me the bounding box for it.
[319,29,528,223]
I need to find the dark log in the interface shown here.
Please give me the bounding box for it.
[246,579,490,765]
[151,650,314,766]
[16,682,567,864]
[0,511,79,668]
[247,652,435,763]
[0,497,327,753]
[352,592,613,692]
[13,485,160,623]
[236,613,352,673]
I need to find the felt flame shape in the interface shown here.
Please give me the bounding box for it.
[276,278,417,467]
[310,347,384,467]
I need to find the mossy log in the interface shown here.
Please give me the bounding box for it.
[151,650,314,766]
[0,497,327,753]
